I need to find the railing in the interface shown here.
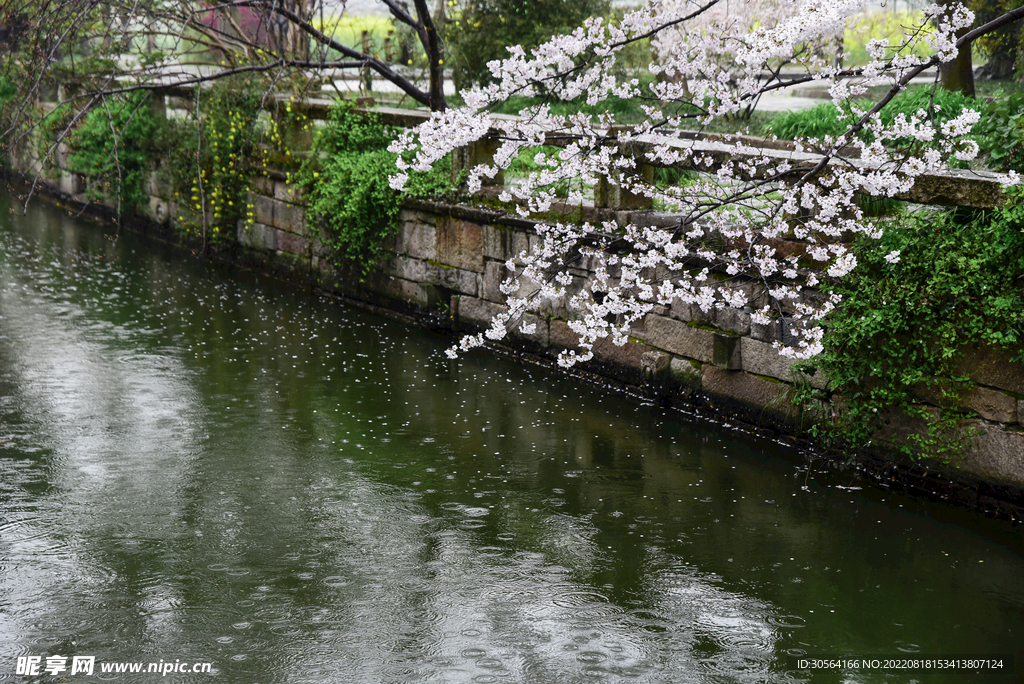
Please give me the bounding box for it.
[275,94,1012,211]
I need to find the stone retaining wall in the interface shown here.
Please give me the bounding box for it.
[232,178,1024,508]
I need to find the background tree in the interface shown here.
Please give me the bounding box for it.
[443,0,610,90]
[969,0,1024,78]
[0,0,449,163]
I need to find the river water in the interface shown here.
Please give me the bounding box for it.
[1,192,1022,683]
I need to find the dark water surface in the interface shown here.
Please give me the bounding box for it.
[1,192,1022,683]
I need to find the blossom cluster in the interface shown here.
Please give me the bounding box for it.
[390,0,1006,365]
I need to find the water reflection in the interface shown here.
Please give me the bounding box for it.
[1,192,1022,683]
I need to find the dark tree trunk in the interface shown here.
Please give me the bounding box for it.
[940,46,976,96]
[939,0,976,96]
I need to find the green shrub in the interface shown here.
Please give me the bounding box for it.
[801,193,1024,460]
[294,100,459,275]
[976,90,1024,172]
[0,76,15,103]
[66,93,156,212]
[768,101,856,141]
[768,86,978,148]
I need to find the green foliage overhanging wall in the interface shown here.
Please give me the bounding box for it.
[159,77,275,244]
[800,192,1024,461]
[66,93,157,214]
[294,100,459,275]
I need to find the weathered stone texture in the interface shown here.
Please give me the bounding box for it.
[253,194,275,226]
[641,351,670,378]
[670,357,703,390]
[715,307,752,337]
[642,315,715,363]
[394,221,437,260]
[437,218,484,272]
[237,222,277,251]
[965,428,1024,484]
[957,344,1024,395]
[592,337,652,373]
[276,230,311,257]
[274,201,307,236]
[274,181,304,203]
[742,337,828,390]
[641,315,740,368]
[702,366,788,413]
[383,255,428,282]
[458,296,503,328]
[913,382,1019,423]
[146,196,169,225]
[482,224,529,261]
[60,172,84,196]
[514,313,549,347]
[549,320,579,350]
[398,209,437,227]
[962,387,1018,424]
[428,264,480,296]
[713,334,742,370]
[482,260,506,303]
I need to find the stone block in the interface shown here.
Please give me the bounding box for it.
[428,264,479,296]
[964,427,1024,484]
[670,357,703,390]
[511,313,549,348]
[451,138,505,186]
[252,194,275,226]
[397,209,437,228]
[742,337,828,390]
[395,221,437,260]
[668,300,693,322]
[751,318,782,343]
[237,221,278,251]
[964,386,1018,423]
[252,176,274,195]
[274,181,304,203]
[714,307,751,336]
[59,172,83,196]
[592,336,650,373]
[482,260,507,303]
[146,171,172,199]
[702,366,788,413]
[274,201,307,236]
[640,315,718,364]
[549,319,579,350]
[956,343,1024,395]
[641,351,671,379]
[276,230,311,257]
[437,218,484,273]
[914,383,1020,424]
[383,254,428,282]
[458,296,504,328]
[146,196,169,225]
[1019,399,1024,425]
[482,224,529,262]
[713,334,742,370]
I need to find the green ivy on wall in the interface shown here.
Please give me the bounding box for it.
[159,78,277,244]
[798,191,1024,461]
[66,92,157,213]
[293,100,459,276]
